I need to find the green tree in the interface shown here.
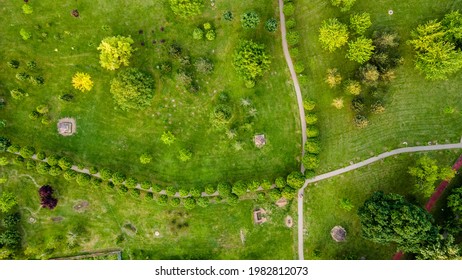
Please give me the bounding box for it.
[0,137,11,152]
[157,194,168,206]
[192,28,204,40]
[110,68,155,111]
[283,2,295,16]
[358,191,438,253]
[409,156,455,198]
[265,18,278,32]
[350,13,372,35]
[331,0,356,12]
[111,171,126,185]
[241,11,260,29]
[408,19,462,80]
[0,157,9,166]
[99,168,113,180]
[169,197,181,207]
[233,40,271,85]
[161,131,176,145]
[0,192,17,213]
[305,139,321,154]
[217,182,232,197]
[319,18,349,52]
[346,37,375,64]
[169,0,203,18]
[58,157,72,170]
[97,36,135,70]
[227,193,239,206]
[183,197,197,209]
[197,197,210,208]
[76,173,91,186]
[139,153,152,164]
[416,234,461,260]
[178,149,192,162]
[302,154,320,170]
[232,181,247,196]
[287,171,305,189]
[448,186,462,214]
[282,187,296,199]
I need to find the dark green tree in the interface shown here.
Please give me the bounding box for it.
[233,40,271,86]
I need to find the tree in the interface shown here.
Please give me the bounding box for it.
[223,11,233,21]
[350,13,372,35]
[49,166,63,176]
[448,186,462,214]
[99,168,113,180]
[305,113,318,125]
[302,154,320,170]
[331,0,356,12]
[36,162,50,175]
[161,131,176,145]
[265,18,278,32]
[227,194,239,206]
[217,182,232,197]
[111,171,126,185]
[157,195,168,206]
[10,89,28,100]
[110,68,155,111]
[269,189,282,201]
[169,197,181,207]
[183,197,196,209]
[416,234,461,260]
[331,97,344,109]
[197,197,210,208]
[307,126,319,138]
[287,31,300,46]
[346,37,375,64]
[139,153,152,164]
[409,156,456,198]
[0,192,17,213]
[305,139,321,154]
[63,170,77,181]
[442,10,462,47]
[206,30,216,41]
[241,11,260,29]
[408,19,462,80]
[303,100,316,111]
[319,18,349,52]
[125,177,137,188]
[325,68,342,88]
[38,185,58,210]
[19,146,35,158]
[359,64,380,85]
[97,36,135,70]
[72,72,93,92]
[169,0,203,18]
[58,157,72,170]
[22,4,33,14]
[283,2,295,16]
[287,171,305,189]
[190,186,202,197]
[358,191,438,253]
[232,40,271,85]
[0,157,8,166]
[192,28,203,40]
[232,181,247,196]
[0,137,11,152]
[344,80,361,95]
[76,173,91,186]
[47,155,60,166]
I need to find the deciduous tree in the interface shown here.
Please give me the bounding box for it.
[97,36,134,70]
[319,18,349,52]
[110,68,155,111]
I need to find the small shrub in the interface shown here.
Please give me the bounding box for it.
[125,177,137,188]
[283,2,295,16]
[265,18,278,32]
[223,11,233,21]
[20,28,32,40]
[286,18,296,29]
[161,131,176,145]
[22,4,33,14]
[72,72,93,92]
[287,31,300,46]
[36,151,46,160]
[194,57,214,74]
[305,113,318,125]
[340,198,354,211]
[205,30,216,41]
[166,186,177,196]
[41,116,51,125]
[59,94,74,102]
[139,153,152,164]
[325,68,342,88]
[16,72,29,82]
[307,126,320,138]
[36,105,49,114]
[331,98,344,109]
[354,114,369,128]
[27,61,37,70]
[294,61,305,73]
[170,197,181,207]
[7,60,19,69]
[192,28,203,40]
[203,22,212,30]
[178,148,192,162]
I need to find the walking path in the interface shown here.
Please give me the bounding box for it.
[393,153,462,260]
[278,0,307,173]
[297,142,462,260]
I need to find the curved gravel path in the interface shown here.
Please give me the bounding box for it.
[278,0,307,173]
[297,142,462,260]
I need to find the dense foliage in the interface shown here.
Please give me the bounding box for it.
[232,40,271,86]
[97,36,135,70]
[319,18,349,52]
[110,68,155,111]
[169,0,203,18]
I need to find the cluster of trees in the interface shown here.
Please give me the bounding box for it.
[283,1,305,76]
[408,11,462,80]
[192,22,216,41]
[302,100,320,176]
[28,104,52,125]
[0,192,21,259]
[233,40,271,88]
[7,59,44,102]
[358,191,461,259]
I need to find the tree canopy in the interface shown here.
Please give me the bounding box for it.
[331,0,356,12]
[241,11,260,29]
[110,68,155,111]
[169,0,203,18]
[408,13,462,80]
[319,18,349,52]
[346,37,375,64]
[232,40,271,86]
[97,36,135,70]
[0,192,17,213]
[350,12,372,35]
[358,191,438,252]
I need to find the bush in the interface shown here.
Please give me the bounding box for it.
[265,18,278,32]
[194,58,214,74]
[283,2,295,16]
[59,94,74,102]
[169,197,181,207]
[27,61,37,70]
[340,198,354,211]
[139,153,152,164]
[192,28,203,40]
[302,154,320,169]
[294,61,305,73]
[354,114,369,128]
[49,166,63,176]
[47,155,60,166]
[166,186,177,196]
[286,18,296,29]
[36,151,46,160]
[169,0,203,18]
[223,11,233,21]
[110,68,155,111]
[217,182,232,197]
[179,188,189,197]
[10,89,28,100]
[19,146,35,158]
[307,126,320,138]
[269,189,282,201]
[20,28,32,40]
[161,131,176,145]
[157,195,168,206]
[29,76,44,86]
[16,72,29,82]
[140,181,152,190]
[232,181,247,196]
[305,113,318,125]
[287,31,300,46]
[233,40,271,84]
[41,116,51,125]
[205,184,216,195]
[76,173,91,186]
[183,197,197,209]
[190,186,202,198]
[36,162,50,175]
[287,171,305,188]
[241,11,260,29]
[205,30,216,41]
[36,105,49,114]
[178,149,192,162]
[7,144,20,154]
[7,60,19,69]
[22,4,33,14]
[197,197,210,208]
[111,172,126,185]
[63,170,77,181]
[152,184,163,193]
[88,166,98,174]
[99,168,112,180]
[125,177,137,188]
[97,36,134,70]
[303,100,316,111]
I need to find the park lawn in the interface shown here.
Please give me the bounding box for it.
[0,0,300,188]
[1,161,297,260]
[294,0,462,173]
[303,149,462,260]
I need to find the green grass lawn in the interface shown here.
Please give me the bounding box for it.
[1,161,297,259]
[0,0,300,188]
[303,149,461,260]
[294,0,462,173]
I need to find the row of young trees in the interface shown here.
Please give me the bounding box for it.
[1,137,305,209]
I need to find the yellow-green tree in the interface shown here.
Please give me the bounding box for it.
[97,36,134,70]
[72,72,93,92]
[319,18,349,52]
